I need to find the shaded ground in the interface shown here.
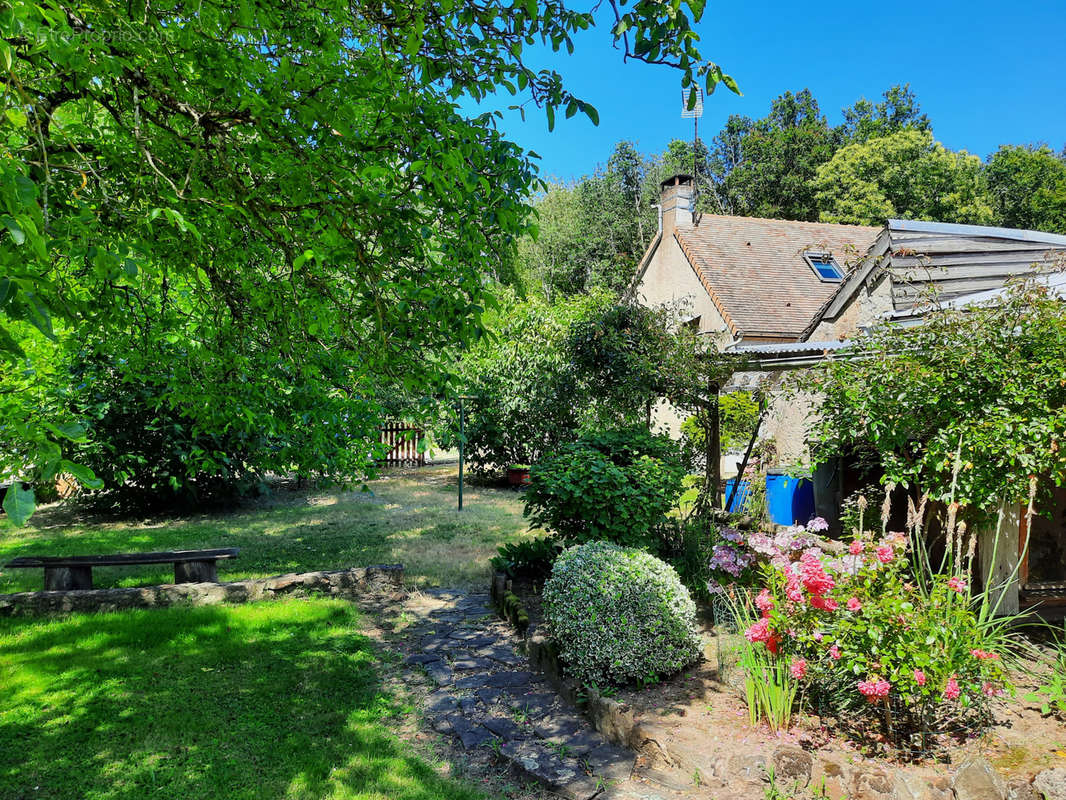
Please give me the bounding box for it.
[0,599,491,800]
[0,465,531,593]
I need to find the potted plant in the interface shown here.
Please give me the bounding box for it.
[506,464,531,487]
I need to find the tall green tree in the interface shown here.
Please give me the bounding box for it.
[985,145,1066,233]
[726,89,838,221]
[0,0,735,522]
[815,129,994,226]
[840,83,931,144]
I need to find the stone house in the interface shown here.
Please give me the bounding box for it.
[631,174,1066,614]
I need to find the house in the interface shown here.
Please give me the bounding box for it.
[632,174,1066,615]
[630,174,879,448]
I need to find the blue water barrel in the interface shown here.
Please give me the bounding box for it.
[724,478,750,512]
[765,471,815,526]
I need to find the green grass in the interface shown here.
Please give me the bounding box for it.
[0,598,486,800]
[0,466,532,593]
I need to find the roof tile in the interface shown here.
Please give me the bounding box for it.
[675,215,880,338]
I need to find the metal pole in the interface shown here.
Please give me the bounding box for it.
[458,397,465,512]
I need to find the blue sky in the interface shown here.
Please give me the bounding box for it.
[462,0,1066,182]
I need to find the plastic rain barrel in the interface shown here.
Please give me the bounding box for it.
[765,470,815,526]
[723,478,750,512]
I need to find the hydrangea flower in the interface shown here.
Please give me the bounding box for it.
[914,669,926,686]
[875,544,895,564]
[790,658,807,679]
[846,597,862,612]
[828,644,841,660]
[806,516,829,532]
[943,676,961,700]
[848,540,864,555]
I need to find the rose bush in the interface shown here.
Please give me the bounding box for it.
[738,527,1012,749]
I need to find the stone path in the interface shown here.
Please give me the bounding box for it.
[397,589,638,799]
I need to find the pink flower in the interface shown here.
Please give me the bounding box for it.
[745,617,771,644]
[809,595,839,612]
[755,588,774,616]
[785,574,804,604]
[913,669,926,686]
[846,597,862,612]
[947,577,967,593]
[848,540,864,555]
[799,553,835,596]
[971,648,1000,661]
[857,678,891,700]
[790,658,808,679]
[875,544,895,564]
[813,631,824,642]
[982,681,1002,697]
[943,676,961,700]
[828,644,841,660]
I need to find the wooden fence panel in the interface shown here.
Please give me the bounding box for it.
[378,422,426,467]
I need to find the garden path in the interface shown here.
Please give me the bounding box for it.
[391,588,743,799]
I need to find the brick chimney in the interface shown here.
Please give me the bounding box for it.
[659,174,695,234]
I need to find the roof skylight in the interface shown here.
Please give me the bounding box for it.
[804,251,843,282]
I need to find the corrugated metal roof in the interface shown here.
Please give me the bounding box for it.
[728,339,854,355]
[889,219,1066,247]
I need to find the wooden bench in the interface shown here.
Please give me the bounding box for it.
[4,548,239,591]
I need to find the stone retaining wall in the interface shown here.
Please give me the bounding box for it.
[0,564,405,617]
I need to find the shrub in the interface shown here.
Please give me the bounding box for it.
[490,536,564,580]
[524,428,685,549]
[543,541,701,687]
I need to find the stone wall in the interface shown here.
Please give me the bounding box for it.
[0,564,405,617]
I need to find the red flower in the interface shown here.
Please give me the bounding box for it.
[809,595,839,612]
[947,577,967,593]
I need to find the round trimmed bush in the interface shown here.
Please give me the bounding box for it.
[543,541,701,687]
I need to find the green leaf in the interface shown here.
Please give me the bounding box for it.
[722,74,741,95]
[1,216,25,245]
[2,483,35,527]
[59,460,104,490]
[22,293,55,340]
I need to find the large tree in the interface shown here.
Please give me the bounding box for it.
[985,144,1066,233]
[0,0,734,521]
[814,129,994,226]
[725,89,837,221]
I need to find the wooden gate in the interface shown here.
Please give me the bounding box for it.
[379,422,426,467]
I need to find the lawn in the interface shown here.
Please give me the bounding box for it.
[0,466,531,593]
[0,598,488,800]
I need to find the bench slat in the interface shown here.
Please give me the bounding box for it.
[6,548,239,569]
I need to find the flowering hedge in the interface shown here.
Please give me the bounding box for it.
[722,520,1012,748]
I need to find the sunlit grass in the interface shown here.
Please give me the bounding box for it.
[0,466,533,592]
[0,599,487,800]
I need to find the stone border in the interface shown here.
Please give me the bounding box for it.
[0,564,405,617]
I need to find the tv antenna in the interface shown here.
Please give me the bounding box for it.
[681,88,704,222]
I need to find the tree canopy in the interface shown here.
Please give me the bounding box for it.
[806,281,1066,512]
[0,0,737,522]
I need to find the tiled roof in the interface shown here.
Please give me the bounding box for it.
[674,215,880,338]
